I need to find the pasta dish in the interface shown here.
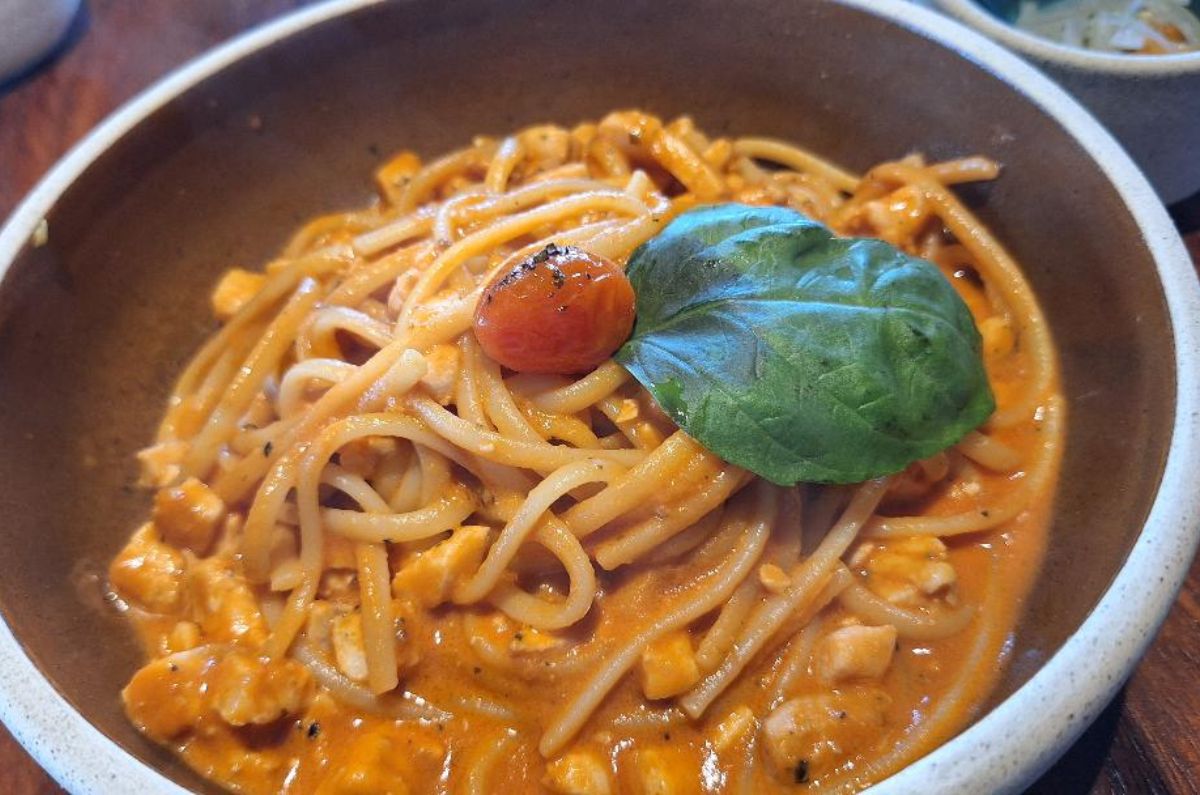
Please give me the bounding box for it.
[109,110,1063,793]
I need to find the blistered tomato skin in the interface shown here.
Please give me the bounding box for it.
[474,244,636,374]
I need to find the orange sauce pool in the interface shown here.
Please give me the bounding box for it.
[116,379,1060,794]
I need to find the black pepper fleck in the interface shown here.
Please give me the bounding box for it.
[493,243,576,292]
[531,242,563,265]
[794,760,810,783]
[307,722,321,739]
[493,258,541,290]
[263,441,273,457]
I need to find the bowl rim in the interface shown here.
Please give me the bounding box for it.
[0,0,1197,792]
[933,0,1200,74]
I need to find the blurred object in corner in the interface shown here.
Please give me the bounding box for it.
[1006,0,1200,54]
[0,0,82,83]
[936,0,1200,204]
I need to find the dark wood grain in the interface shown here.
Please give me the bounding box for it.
[0,722,61,795]
[0,2,1198,793]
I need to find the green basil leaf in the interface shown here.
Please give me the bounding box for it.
[615,203,995,485]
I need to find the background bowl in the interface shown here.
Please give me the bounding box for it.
[0,0,1197,792]
[0,0,80,82]
[934,0,1200,204]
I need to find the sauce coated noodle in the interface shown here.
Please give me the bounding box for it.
[109,111,1063,793]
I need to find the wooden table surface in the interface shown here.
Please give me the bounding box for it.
[1,2,1198,793]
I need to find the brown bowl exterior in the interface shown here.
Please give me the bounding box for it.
[0,1,1174,790]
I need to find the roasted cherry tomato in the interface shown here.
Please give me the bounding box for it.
[474,244,636,374]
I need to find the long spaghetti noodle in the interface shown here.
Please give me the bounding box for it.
[109,111,1063,793]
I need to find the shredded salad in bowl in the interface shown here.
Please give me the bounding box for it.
[987,0,1200,53]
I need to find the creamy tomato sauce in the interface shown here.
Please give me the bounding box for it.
[114,366,1058,793]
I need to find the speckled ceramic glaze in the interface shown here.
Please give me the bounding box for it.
[0,1,1197,792]
[934,0,1200,204]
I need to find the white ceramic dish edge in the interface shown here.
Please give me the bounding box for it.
[0,0,1196,792]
